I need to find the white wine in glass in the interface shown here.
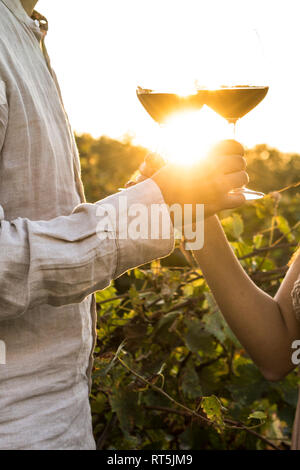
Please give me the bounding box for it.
[137,25,269,200]
[202,85,269,200]
[137,85,268,200]
[137,86,268,127]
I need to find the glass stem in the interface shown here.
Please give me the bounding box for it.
[229,119,237,139]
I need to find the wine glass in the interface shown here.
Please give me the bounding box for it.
[193,25,268,200]
[136,25,269,200]
[203,85,268,200]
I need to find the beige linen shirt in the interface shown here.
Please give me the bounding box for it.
[0,0,174,450]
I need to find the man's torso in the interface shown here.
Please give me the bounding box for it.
[0,0,96,449]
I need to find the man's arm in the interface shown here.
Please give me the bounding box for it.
[0,76,173,320]
[0,74,246,324]
[0,149,247,322]
[0,179,174,321]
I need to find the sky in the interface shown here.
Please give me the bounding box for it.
[38,0,300,156]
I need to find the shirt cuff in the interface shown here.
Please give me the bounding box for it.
[96,178,174,278]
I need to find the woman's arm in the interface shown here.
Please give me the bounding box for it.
[193,215,300,381]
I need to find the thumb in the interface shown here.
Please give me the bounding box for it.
[220,192,246,210]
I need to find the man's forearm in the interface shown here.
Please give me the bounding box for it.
[193,215,297,380]
[0,179,174,321]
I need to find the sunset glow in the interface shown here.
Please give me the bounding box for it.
[39,0,300,154]
[152,108,228,166]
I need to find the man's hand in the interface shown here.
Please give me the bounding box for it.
[125,153,165,188]
[129,140,248,218]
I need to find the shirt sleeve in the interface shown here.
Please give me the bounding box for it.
[0,179,174,321]
[0,80,8,151]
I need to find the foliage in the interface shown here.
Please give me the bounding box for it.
[77,133,147,203]
[76,134,300,450]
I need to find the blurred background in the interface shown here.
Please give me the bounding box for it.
[34,0,300,449]
[39,0,300,153]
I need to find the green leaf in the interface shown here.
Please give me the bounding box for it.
[201,396,224,431]
[110,388,143,434]
[221,213,244,240]
[202,310,226,345]
[134,268,146,279]
[185,319,215,356]
[181,362,203,399]
[96,285,120,304]
[227,358,268,405]
[254,257,276,271]
[275,215,294,241]
[255,204,266,219]
[96,284,121,314]
[270,372,300,407]
[91,392,107,414]
[154,311,181,345]
[157,311,180,330]
[232,240,253,259]
[253,233,263,249]
[232,213,244,239]
[183,284,194,297]
[203,293,241,347]
[248,411,267,421]
[128,285,143,309]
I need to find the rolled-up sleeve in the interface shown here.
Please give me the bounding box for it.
[0,178,174,321]
[0,80,8,151]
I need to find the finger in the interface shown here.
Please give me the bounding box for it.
[217,154,247,174]
[145,153,165,167]
[135,175,148,183]
[145,153,158,164]
[219,192,246,210]
[140,155,166,177]
[125,174,149,188]
[192,154,246,180]
[204,192,245,217]
[209,139,244,158]
[139,162,158,178]
[125,180,137,188]
[218,170,249,193]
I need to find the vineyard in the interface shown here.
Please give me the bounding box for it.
[77,134,300,450]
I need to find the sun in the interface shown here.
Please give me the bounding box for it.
[158,107,229,166]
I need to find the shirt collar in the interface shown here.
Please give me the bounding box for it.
[1,0,48,38]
